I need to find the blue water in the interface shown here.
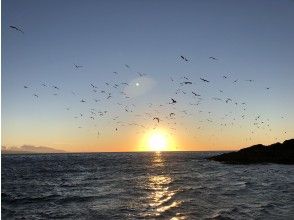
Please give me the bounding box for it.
[1,152,294,219]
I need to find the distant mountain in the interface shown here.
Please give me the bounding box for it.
[208,139,294,164]
[2,145,66,154]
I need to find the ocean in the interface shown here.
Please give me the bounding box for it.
[1,152,294,219]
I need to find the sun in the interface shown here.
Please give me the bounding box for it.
[148,132,167,152]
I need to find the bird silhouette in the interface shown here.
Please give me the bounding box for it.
[170,98,177,104]
[209,56,218,60]
[153,117,160,123]
[200,78,210,83]
[74,64,83,68]
[180,55,189,61]
[137,72,147,77]
[192,92,201,96]
[9,25,24,34]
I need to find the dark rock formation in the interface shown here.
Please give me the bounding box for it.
[208,139,294,164]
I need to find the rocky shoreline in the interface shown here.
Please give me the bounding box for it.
[208,139,294,164]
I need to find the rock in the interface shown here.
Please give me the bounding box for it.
[208,139,294,164]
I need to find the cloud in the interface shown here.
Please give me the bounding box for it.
[2,145,66,154]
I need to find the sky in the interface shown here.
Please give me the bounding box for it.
[2,0,294,152]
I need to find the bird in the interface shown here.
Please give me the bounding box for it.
[80,99,86,103]
[52,85,59,90]
[113,71,118,74]
[183,81,192,85]
[233,79,238,83]
[24,85,29,89]
[192,92,201,96]
[90,83,97,88]
[33,94,39,98]
[125,64,130,68]
[9,25,24,34]
[180,55,189,62]
[225,98,232,103]
[153,117,160,123]
[170,113,175,117]
[200,78,210,83]
[209,56,218,60]
[74,64,83,68]
[246,79,254,82]
[170,98,177,104]
[137,72,147,77]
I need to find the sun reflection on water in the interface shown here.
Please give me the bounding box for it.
[145,152,185,219]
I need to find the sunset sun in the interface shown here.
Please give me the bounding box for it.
[148,132,167,152]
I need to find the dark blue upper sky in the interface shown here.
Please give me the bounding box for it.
[2,0,294,151]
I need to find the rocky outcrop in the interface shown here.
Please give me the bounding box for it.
[208,139,294,164]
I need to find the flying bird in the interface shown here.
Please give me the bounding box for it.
[90,83,97,88]
[74,64,83,68]
[170,98,177,104]
[180,56,189,62]
[225,98,232,103]
[200,78,210,83]
[170,113,175,117]
[209,56,218,60]
[9,25,24,34]
[192,92,201,96]
[137,72,147,77]
[80,99,86,103]
[153,117,160,123]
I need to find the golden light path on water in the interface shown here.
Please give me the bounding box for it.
[146,152,186,219]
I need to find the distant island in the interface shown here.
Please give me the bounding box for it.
[208,139,294,164]
[2,145,66,154]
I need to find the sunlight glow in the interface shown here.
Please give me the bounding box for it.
[149,132,167,152]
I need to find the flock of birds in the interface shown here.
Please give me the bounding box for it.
[9,25,289,146]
